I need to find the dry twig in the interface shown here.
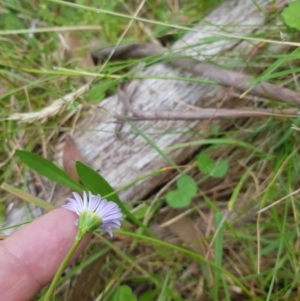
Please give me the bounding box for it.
[94,43,300,107]
[117,82,299,121]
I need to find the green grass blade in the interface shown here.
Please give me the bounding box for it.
[1,182,56,211]
[16,150,83,192]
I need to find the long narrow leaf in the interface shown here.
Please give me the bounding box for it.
[76,161,120,203]
[16,150,83,192]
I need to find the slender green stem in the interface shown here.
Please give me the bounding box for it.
[43,230,84,301]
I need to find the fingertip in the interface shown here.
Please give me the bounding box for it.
[0,208,91,301]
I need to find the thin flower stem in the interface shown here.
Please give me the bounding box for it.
[43,230,85,301]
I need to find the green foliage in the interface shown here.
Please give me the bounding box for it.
[76,161,120,203]
[0,203,5,223]
[3,12,24,29]
[15,150,83,192]
[87,79,120,104]
[3,1,300,300]
[282,2,300,31]
[133,205,149,220]
[211,211,224,301]
[166,190,192,208]
[87,84,106,103]
[177,174,197,196]
[123,203,149,220]
[166,175,197,208]
[166,152,228,208]
[197,152,228,178]
[139,290,157,301]
[107,285,137,301]
[13,151,154,234]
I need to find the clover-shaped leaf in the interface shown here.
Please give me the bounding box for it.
[197,152,228,178]
[177,174,197,197]
[282,2,300,31]
[166,190,193,208]
[166,175,197,208]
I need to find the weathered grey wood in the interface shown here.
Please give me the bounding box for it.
[52,0,274,205]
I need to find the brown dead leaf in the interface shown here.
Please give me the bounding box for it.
[63,135,85,182]
[163,213,214,286]
[165,214,207,256]
[64,33,94,64]
[57,32,95,83]
[71,254,108,301]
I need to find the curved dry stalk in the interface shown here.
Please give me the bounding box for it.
[94,43,300,107]
[117,82,299,121]
[7,84,89,124]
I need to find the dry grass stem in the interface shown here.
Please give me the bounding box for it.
[6,84,89,124]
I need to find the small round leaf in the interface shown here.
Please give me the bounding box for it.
[210,160,228,178]
[166,190,192,208]
[177,175,197,198]
[282,2,300,31]
[197,152,228,178]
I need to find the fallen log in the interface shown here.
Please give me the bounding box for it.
[52,0,292,205]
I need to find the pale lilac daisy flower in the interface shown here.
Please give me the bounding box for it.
[62,191,122,237]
